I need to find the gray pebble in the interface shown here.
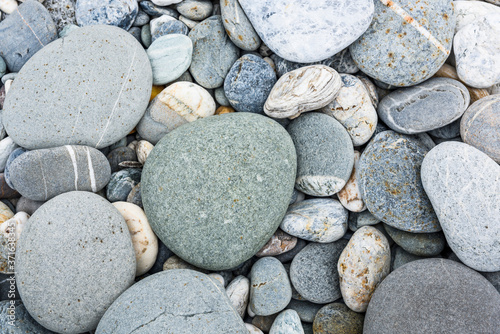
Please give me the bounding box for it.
[176,0,213,21]
[106,168,141,202]
[107,146,137,173]
[15,196,44,216]
[43,0,77,33]
[383,224,445,257]
[220,0,261,51]
[75,0,139,30]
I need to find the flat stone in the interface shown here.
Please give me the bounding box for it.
[176,0,213,21]
[338,151,366,212]
[378,78,470,134]
[106,168,141,202]
[141,113,296,270]
[16,191,136,333]
[0,300,55,334]
[226,275,250,318]
[221,0,261,51]
[75,0,138,30]
[290,240,348,304]
[358,131,440,233]
[150,15,189,42]
[256,229,297,257]
[287,112,354,196]
[313,303,364,334]
[269,310,304,334]
[350,0,455,87]
[43,0,77,33]
[141,23,152,47]
[364,259,500,333]
[3,25,152,150]
[239,0,373,63]
[148,34,192,85]
[421,142,500,272]
[460,94,500,163]
[383,224,445,257]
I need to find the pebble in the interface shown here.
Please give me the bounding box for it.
[147,34,193,85]
[126,182,143,207]
[246,323,265,334]
[348,210,381,232]
[337,226,391,313]
[239,0,373,63]
[321,74,377,146]
[188,15,240,89]
[460,94,500,163]
[15,196,44,215]
[135,140,154,165]
[96,269,248,333]
[226,275,250,318]
[454,0,500,33]
[133,10,150,27]
[140,1,179,18]
[3,25,152,150]
[59,23,79,37]
[178,15,199,29]
[274,238,307,264]
[383,224,445,257]
[4,148,28,190]
[357,75,379,108]
[249,257,292,316]
[287,112,354,196]
[338,151,366,212]
[358,131,440,233]
[256,229,297,257]
[0,137,18,172]
[252,314,278,333]
[286,299,322,323]
[428,119,461,139]
[176,0,213,21]
[150,15,189,42]
[162,254,206,272]
[220,0,261,51]
[421,142,500,272]
[313,303,364,334]
[0,0,17,14]
[43,0,77,33]
[106,168,142,202]
[0,300,55,334]
[0,57,5,78]
[107,146,137,173]
[128,26,142,43]
[350,0,455,87]
[378,78,470,134]
[269,310,304,334]
[16,191,136,333]
[75,0,138,30]
[224,54,276,114]
[152,0,183,6]
[391,246,426,271]
[0,211,28,274]
[364,259,500,333]
[141,23,152,47]
[290,239,348,304]
[264,65,342,119]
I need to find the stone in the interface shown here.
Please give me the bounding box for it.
[162,254,207,272]
[135,140,154,165]
[139,1,179,18]
[3,25,152,150]
[188,15,239,89]
[0,0,17,14]
[252,314,278,333]
[0,137,18,173]
[348,211,381,232]
[313,303,364,334]
[287,112,354,196]
[378,78,470,134]
[136,82,216,144]
[215,106,235,115]
[215,87,230,106]
[107,168,141,202]
[428,119,461,139]
[128,26,142,43]
[150,15,189,42]
[175,0,212,21]
[482,271,500,294]
[96,269,247,333]
[142,113,296,270]
[290,240,348,304]
[141,23,152,47]
[269,310,304,334]
[421,142,500,272]
[256,229,297,257]
[249,257,292,316]
[350,0,455,87]
[454,0,500,33]
[0,57,5,79]
[0,212,28,274]
[338,151,366,212]
[147,34,193,85]
[15,197,44,215]
[281,199,348,243]
[358,131,440,233]
[246,323,264,334]
[338,226,391,313]
[391,246,426,271]
[226,275,250,318]
[384,224,445,257]
[460,94,500,163]
[4,147,29,190]
[274,238,307,264]
[357,75,379,108]
[133,10,150,27]
[220,0,260,51]
[178,15,198,29]
[43,0,76,33]
[59,23,80,37]
[126,182,142,207]
[16,191,136,333]
[285,300,322,324]
[0,0,58,72]
[239,0,373,63]
[224,54,276,114]
[152,0,183,5]
[364,259,500,333]
[264,65,341,119]
[0,300,55,334]
[107,146,137,173]
[454,14,500,88]
[75,0,139,30]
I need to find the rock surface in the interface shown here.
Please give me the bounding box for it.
[220,0,261,51]
[338,151,366,212]
[75,0,138,30]
[313,303,364,334]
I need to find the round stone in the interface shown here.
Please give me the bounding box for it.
[175,0,213,21]
[75,0,139,30]
[141,113,296,270]
[313,303,364,334]
[107,168,141,202]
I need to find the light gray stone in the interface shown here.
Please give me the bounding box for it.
[176,0,213,21]
[220,0,261,51]
[269,310,304,334]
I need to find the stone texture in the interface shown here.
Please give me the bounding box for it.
[107,146,137,173]
[176,0,213,21]
[428,118,461,139]
[15,197,44,215]
[269,310,304,334]
[150,15,189,42]
[106,168,141,202]
[226,275,250,318]
[133,10,150,27]
[0,300,55,334]
[338,151,366,212]
[313,303,364,334]
[286,299,322,323]
[0,137,18,173]
[75,0,138,30]
[256,229,297,257]
[220,0,261,51]
[348,210,380,232]
[140,1,179,18]
[391,246,426,271]
[384,224,445,257]
[454,0,500,33]
[43,0,76,33]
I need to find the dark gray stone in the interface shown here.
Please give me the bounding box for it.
[286,299,322,323]
[106,168,141,202]
[107,146,137,173]
[391,246,426,271]
[348,210,380,232]
[15,196,44,216]
[139,1,179,18]
[126,182,142,208]
[150,15,189,42]
[0,300,55,333]
[75,0,139,30]
[4,147,28,190]
[275,238,307,263]
[43,0,77,33]
[313,303,364,334]
[128,26,142,42]
[176,0,213,21]
[383,224,445,257]
[428,118,461,139]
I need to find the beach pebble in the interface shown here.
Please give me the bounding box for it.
[150,15,189,42]
[107,146,137,173]
[140,1,179,18]
[338,151,366,212]
[220,0,261,51]
[313,303,364,334]
[126,182,142,207]
[246,323,265,334]
[226,275,250,318]
[269,310,304,334]
[133,10,150,27]
[0,212,28,274]
[178,15,199,29]
[428,119,461,139]
[43,0,77,33]
[75,0,138,30]
[151,0,183,6]
[0,0,17,14]
[286,299,322,323]
[176,0,213,21]
[383,224,445,257]
[107,168,141,202]
[391,246,426,271]
[256,229,297,257]
[338,226,391,313]
[15,197,44,215]
[135,140,154,165]
[141,23,152,47]
[59,23,79,37]
[162,254,204,272]
[0,137,18,173]
[454,0,500,33]
[4,147,28,190]
[0,300,55,334]
[274,238,307,264]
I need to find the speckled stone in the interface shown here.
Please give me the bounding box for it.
[3,25,152,150]
[16,191,136,333]
[224,54,276,114]
[383,224,445,257]
[350,0,455,87]
[378,78,470,134]
[43,0,76,33]
[142,113,296,270]
[150,15,189,42]
[269,310,304,334]
[321,74,378,146]
[290,240,348,304]
[364,259,500,334]
[176,0,213,21]
[75,0,138,30]
[220,0,261,51]
[188,15,239,89]
[0,0,58,72]
[338,151,366,212]
[0,300,55,334]
[107,168,141,203]
[313,303,364,334]
[246,323,264,334]
[338,226,391,313]
[239,0,373,63]
[256,229,297,257]
[162,255,207,273]
[460,94,500,163]
[358,131,440,233]
[391,246,426,271]
[287,112,354,196]
[357,75,379,108]
[421,142,500,272]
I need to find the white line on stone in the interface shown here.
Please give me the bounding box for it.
[85,146,97,192]
[16,7,44,47]
[65,145,79,190]
[37,151,48,200]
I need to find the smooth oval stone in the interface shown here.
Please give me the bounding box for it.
[239,0,373,63]
[256,229,297,257]
[9,145,111,201]
[264,65,341,119]
[421,142,500,272]
[313,303,364,334]
[358,131,440,233]
[126,182,142,207]
[383,224,445,257]
[321,74,377,146]
[176,0,213,21]
[350,0,455,87]
[141,23,152,47]
[288,112,354,196]
[150,15,189,42]
[106,168,141,202]
[96,269,247,333]
[16,191,136,333]
[364,259,500,333]
[224,54,276,114]
[290,240,348,304]
[0,0,57,72]
[378,78,470,134]
[391,246,426,271]
[281,199,348,243]
[140,1,179,18]
[269,310,304,334]
[0,212,28,274]
[0,300,55,334]
[454,14,500,88]
[147,34,193,85]
[75,0,138,30]
[3,25,152,150]
[221,0,261,51]
[226,275,250,318]
[15,196,44,216]
[142,113,296,270]
[215,86,230,106]
[133,10,150,27]
[460,94,500,163]
[338,151,366,212]
[107,146,137,173]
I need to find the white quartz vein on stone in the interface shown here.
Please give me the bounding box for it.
[65,145,79,190]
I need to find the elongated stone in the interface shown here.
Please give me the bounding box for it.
[226,275,250,318]
[221,0,261,51]
[338,151,366,213]
[383,224,445,257]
